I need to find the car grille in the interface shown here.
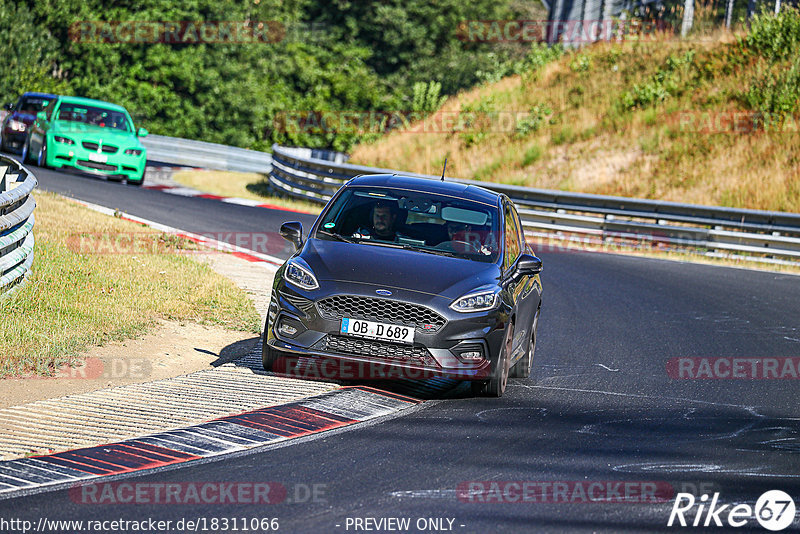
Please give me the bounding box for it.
[315,335,438,367]
[77,160,116,171]
[316,295,446,333]
[81,142,118,153]
[279,291,315,316]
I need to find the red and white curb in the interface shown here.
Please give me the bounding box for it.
[68,198,285,267]
[142,183,315,215]
[0,387,420,499]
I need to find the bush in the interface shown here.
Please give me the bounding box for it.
[744,7,800,61]
[514,103,553,138]
[412,81,447,114]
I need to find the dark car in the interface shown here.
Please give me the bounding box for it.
[0,92,58,153]
[264,174,543,397]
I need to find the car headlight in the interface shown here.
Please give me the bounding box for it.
[9,120,26,132]
[284,258,319,290]
[450,287,500,312]
[53,136,74,145]
[124,148,143,155]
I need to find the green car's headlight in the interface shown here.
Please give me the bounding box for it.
[53,136,74,145]
[124,148,143,156]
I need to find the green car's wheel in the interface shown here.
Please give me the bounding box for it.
[37,139,49,169]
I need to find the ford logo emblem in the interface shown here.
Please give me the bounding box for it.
[376,289,392,296]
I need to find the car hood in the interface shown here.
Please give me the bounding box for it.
[301,238,501,300]
[51,122,142,146]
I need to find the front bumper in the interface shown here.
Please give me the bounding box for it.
[48,138,146,181]
[265,279,506,381]
[2,129,26,152]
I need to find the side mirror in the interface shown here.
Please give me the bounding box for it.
[3,103,13,111]
[36,111,47,121]
[280,221,303,249]
[516,253,543,275]
[137,127,148,137]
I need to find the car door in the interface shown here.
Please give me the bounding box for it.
[28,99,55,155]
[510,202,540,346]
[501,199,530,365]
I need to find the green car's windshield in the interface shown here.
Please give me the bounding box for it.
[55,104,132,132]
[18,96,53,115]
[315,186,501,263]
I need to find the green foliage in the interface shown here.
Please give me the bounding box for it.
[745,57,800,127]
[551,125,576,145]
[412,81,446,114]
[569,54,593,73]
[521,144,543,166]
[514,103,552,138]
[619,50,696,109]
[739,8,800,129]
[744,7,800,61]
[458,96,496,147]
[0,0,523,152]
[0,2,68,100]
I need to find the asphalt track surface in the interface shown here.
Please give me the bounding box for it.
[2,160,800,533]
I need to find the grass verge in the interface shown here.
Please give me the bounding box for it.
[171,169,323,214]
[0,191,261,377]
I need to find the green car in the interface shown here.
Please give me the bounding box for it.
[23,96,148,184]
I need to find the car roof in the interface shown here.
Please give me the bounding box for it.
[347,174,502,206]
[20,92,58,99]
[55,95,129,113]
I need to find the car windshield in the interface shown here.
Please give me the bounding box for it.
[18,96,53,115]
[315,186,501,263]
[55,103,132,132]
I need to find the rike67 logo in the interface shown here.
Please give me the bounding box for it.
[668,490,796,531]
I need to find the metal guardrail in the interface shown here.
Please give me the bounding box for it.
[0,156,36,297]
[269,144,800,261]
[141,134,274,173]
[141,134,350,174]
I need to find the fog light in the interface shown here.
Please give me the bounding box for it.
[460,351,483,361]
[279,322,298,337]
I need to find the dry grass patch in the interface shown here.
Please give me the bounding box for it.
[0,191,261,377]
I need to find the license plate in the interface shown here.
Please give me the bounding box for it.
[340,318,414,344]
[88,153,108,163]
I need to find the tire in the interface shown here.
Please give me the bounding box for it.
[21,137,31,164]
[262,330,292,372]
[510,309,538,379]
[472,323,513,397]
[37,139,48,169]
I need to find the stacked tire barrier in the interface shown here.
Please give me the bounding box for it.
[0,157,36,297]
[269,144,800,262]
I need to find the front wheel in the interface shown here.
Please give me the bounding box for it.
[37,139,49,169]
[510,311,538,379]
[262,341,291,372]
[472,323,513,397]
